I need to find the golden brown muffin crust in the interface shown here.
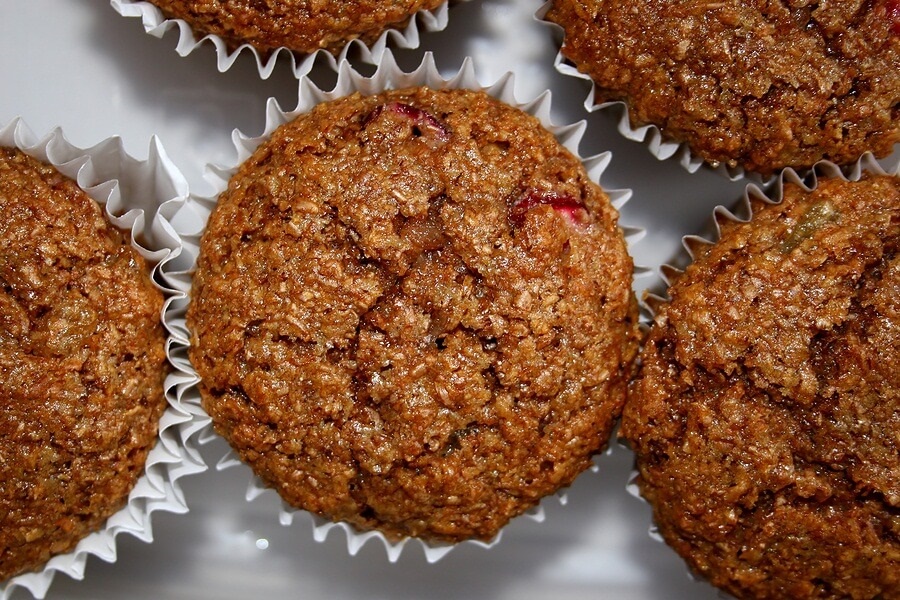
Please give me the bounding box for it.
[622,173,900,599]
[0,148,168,581]
[148,0,447,55]
[188,87,640,543]
[545,0,900,175]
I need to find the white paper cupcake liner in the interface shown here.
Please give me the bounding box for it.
[0,118,204,599]
[111,0,458,80]
[623,152,899,597]
[164,48,646,563]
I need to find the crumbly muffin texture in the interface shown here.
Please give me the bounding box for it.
[188,87,639,543]
[148,0,447,55]
[545,0,900,175]
[622,173,900,599]
[0,148,168,581]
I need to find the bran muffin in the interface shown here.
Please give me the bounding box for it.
[188,86,640,544]
[0,148,168,581]
[544,0,900,176]
[621,172,900,599]
[145,0,447,55]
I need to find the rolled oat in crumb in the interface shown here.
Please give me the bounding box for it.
[0,147,168,581]
[188,86,640,544]
[622,172,900,599]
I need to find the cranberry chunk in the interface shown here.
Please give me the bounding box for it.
[509,189,588,228]
[363,102,450,144]
[890,0,900,35]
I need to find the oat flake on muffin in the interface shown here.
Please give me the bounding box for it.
[0,147,168,582]
[622,172,900,599]
[544,0,900,176]
[188,86,640,544]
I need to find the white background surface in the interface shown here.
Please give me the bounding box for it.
[1,1,896,599]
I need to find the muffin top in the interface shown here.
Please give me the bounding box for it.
[148,0,447,55]
[0,148,168,581]
[545,0,900,175]
[188,86,640,543]
[622,173,900,599]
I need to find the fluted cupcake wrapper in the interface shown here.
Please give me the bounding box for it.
[0,119,205,599]
[111,0,459,80]
[163,48,646,563]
